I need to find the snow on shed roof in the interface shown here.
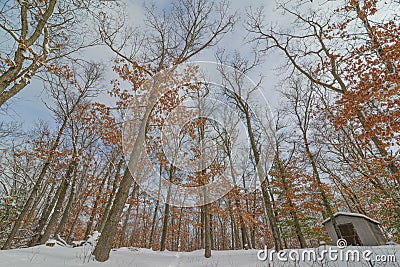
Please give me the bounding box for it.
[322,212,380,225]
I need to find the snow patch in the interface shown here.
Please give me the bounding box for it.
[0,245,398,267]
[321,212,380,225]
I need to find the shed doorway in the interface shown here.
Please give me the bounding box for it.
[338,223,363,246]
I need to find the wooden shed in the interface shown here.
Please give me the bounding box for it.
[322,212,386,246]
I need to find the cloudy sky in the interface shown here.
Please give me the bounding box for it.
[1,0,311,129]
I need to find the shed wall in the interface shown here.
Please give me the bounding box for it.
[324,215,385,246]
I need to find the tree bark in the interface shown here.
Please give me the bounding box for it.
[276,155,307,248]
[160,165,174,251]
[97,159,123,233]
[55,166,78,237]
[148,199,159,249]
[204,203,211,258]
[92,167,136,262]
[2,117,67,250]
[29,181,61,247]
[119,203,134,247]
[244,106,283,251]
[39,160,77,244]
[93,81,158,261]
[0,0,56,108]
[84,162,113,239]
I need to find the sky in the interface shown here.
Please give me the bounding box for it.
[0,0,305,130]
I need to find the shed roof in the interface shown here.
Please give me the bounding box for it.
[322,212,380,225]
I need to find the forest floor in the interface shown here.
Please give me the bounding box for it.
[0,243,399,267]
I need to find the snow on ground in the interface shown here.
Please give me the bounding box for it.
[0,244,399,267]
[0,245,261,267]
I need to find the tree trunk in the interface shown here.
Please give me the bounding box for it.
[160,165,174,251]
[97,159,123,233]
[200,207,205,249]
[160,202,170,251]
[204,203,211,258]
[276,156,307,248]
[92,167,136,262]
[176,208,183,251]
[93,75,161,261]
[301,128,342,240]
[55,166,78,237]
[29,181,61,247]
[2,118,67,250]
[84,162,112,239]
[149,163,163,249]
[209,213,214,250]
[119,203,134,247]
[228,202,236,250]
[251,193,257,249]
[244,107,283,251]
[148,200,159,249]
[235,198,250,249]
[39,160,77,244]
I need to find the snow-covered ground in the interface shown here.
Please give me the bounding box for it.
[0,245,262,267]
[1,244,399,267]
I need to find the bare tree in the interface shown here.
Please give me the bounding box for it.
[217,52,283,251]
[281,78,343,239]
[93,0,235,262]
[0,0,112,107]
[246,1,400,189]
[1,61,103,249]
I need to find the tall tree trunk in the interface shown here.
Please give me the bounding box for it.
[160,165,174,251]
[260,181,283,250]
[39,160,77,244]
[276,156,307,249]
[148,199,159,249]
[300,124,342,240]
[225,87,283,250]
[2,118,68,250]
[93,76,161,261]
[149,163,163,249]
[97,159,123,233]
[251,193,257,249]
[176,208,183,251]
[200,207,205,249]
[291,208,307,248]
[204,203,211,258]
[235,198,250,249]
[160,202,170,251]
[228,201,236,250]
[209,213,214,250]
[84,162,113,239]
[92,167,137,261]
[29,181,61,247]
[197,113,212,258]
[244,107,283,251]
[119,203,134,247]
[55,167,77,237]
[227,198,241,250]
[27,181,51,222]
